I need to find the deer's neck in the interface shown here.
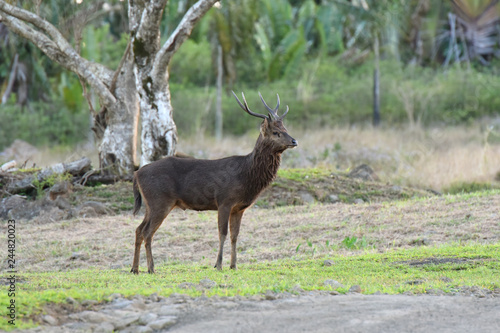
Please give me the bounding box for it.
[247,135,282,194]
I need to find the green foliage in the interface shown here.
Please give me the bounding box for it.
[295,239,318,257]
[160,0,188,38]
[170,84,215,136]
[255,0,332,81]
[0,101,89,151]
[32,172,72,199]
[81,23,129,70]
[0,7,128,151]
[170,39,212,86]
[172,57,500,137]
[341,236,368,249]
[3,0,500,149]
[1,1,128,107]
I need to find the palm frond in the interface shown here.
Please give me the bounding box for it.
[444,0,500,64]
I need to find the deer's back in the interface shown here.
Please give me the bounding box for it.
[135,155,251,211]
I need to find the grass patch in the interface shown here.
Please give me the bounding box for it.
[4,243,499,331]
[444,181,500,195]
[69,182,135,213]
[277,168,332,183]
[264,168,431,206]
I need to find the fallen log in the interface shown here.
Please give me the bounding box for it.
[2,157,92,195]
[0,160,16,172]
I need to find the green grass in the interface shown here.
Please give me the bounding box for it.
[277,168,332,183]
[444,181,500,195]
[4,243,499,331]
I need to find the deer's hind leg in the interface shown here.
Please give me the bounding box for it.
[131,211,149,274]
[142,203,175,274]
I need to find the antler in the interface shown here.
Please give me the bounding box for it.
[279,105,289,120]
[232,91,289,121]
[259,92,289,121]
[259,92,279,119]
[232,91,268,120]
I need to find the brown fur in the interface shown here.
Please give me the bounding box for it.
[131,94,297,274]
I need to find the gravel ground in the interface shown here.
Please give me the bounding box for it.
[19,290,500,333]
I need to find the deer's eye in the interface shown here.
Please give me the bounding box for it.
[273,131,280,137]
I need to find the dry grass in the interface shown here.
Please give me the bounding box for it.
[178,126,500,191]
[16,191,500,273]
[24,125,500,191]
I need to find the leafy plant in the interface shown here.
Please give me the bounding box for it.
[31,172,72,199]
[295,243,302,253]
[0,101,89,151]
[341,236,368,249]
[295,240,317,257]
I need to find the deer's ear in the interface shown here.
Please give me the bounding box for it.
[260,118,270,135]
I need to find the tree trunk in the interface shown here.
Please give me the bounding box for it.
[99,57,139,175]
[373,34,381,127]
[138,76,178,166]
[131,0,218,165]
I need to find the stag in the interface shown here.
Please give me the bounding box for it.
[131,92,297,273]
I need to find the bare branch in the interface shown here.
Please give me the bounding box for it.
[151,0,218,84]
[0,2,116,107]
[0,0,72,51]
[88,62,114,85]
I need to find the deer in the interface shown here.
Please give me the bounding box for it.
[131,91,297,274]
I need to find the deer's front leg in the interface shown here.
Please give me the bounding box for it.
[215,206,231,270]
[229,210,244,270]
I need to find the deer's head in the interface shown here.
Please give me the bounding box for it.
[232,91,297,153]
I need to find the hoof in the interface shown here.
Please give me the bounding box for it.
[130,268,139,274]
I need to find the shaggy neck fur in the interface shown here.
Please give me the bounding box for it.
[246,134,282,196]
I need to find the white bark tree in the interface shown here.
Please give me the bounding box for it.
[0,0,217,174]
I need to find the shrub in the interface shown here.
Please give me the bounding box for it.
[0,101,89,151]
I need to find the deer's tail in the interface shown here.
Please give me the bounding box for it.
[133,174,142,215]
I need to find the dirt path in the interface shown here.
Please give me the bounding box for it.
[24,293,500,332]
[171,294,500,333]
